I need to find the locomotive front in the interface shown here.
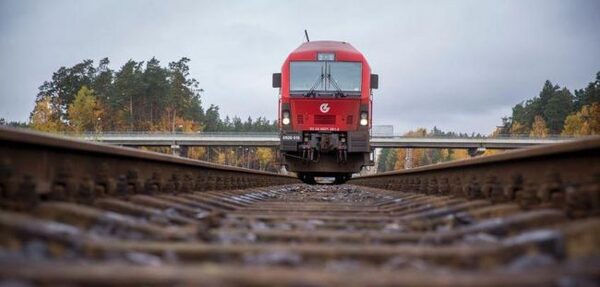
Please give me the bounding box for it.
[273,41,378,184]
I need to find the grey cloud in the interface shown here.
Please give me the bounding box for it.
[1,0,599,134]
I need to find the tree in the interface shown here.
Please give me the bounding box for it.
[215,150,226,165]
[539,80,560,109]
[92,58,114,101]
[394,149,407,170]
[256,147,274,170]
[543,87,573,133]
[113,60,144,130]
[142,58,170,129]
[166,57,202,132]
[501,73,600,137]
[30,96,63,132]
[562,103,600,136]
[224,148,239,166]
[376,148,391,172]
[244,116,253,131]
[511,101,538,129]
[203,105,222,132]
[562,112,586,136]
[36,60,97,122]
[574,72,600,110]
[0,118,28,128]
[68,86,103,133]
[232,116,243,131]
[529,116,549,137]
[185,96,205,124]
[509,121,528,136]
[187,147,206,160]
[384,149,397,171]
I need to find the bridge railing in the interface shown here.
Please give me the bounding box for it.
[371,134,576,140]
[66,131,576,141]
[72,131,279,138]
[52,131,588,149]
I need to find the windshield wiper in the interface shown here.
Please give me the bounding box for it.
[327,73,346,98]
[305,66,325,97]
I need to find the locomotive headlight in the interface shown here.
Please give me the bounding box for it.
[282,111,290,125]
[360,112,368,126]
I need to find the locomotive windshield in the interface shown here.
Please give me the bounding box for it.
[290,61,362,93]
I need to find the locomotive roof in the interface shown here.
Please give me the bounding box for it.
[291,41,362,56]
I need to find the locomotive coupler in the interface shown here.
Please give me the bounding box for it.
[299,142,320,163]
[336,146,348,164]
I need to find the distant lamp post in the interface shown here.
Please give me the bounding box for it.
[237,146,242,167]
[96,117,102,135]
[245,148,249,168]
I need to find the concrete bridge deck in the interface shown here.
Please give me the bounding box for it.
[78,132,574,149]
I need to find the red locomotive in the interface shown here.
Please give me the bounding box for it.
[272,40,378,184]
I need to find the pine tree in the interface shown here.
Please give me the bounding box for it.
[143,58,169,129]
[113,60,144,130]
[543,87,573,133]
[204,105,222,131]
[574,72,600,110]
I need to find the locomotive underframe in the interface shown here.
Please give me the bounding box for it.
[280,130,373,182]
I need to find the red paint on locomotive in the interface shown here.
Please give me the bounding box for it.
[273,40,378,184]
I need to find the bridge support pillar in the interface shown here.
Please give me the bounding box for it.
[180,146,189,158]
[405,148,413,169]
[170,145,189,157]
[171,144,181,157]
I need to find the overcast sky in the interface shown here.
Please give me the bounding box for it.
[1,0,599,134]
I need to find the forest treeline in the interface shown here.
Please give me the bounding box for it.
[377,71,600,172]
[1,59,597,173]
[6,57,279,171]
[26,57,277,133]
[497,72,600,137]
[376,127,500,172]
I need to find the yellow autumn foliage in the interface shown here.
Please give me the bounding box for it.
[562,103,600,136]
[256,147,274,170]
[68,86,104,133]
[509,121,528,136]
[30,96,64,132]
[529,116,549,137]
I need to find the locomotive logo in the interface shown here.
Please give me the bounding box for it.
[319,103,331,113]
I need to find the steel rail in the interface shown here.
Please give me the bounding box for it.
[351,136,600,217]
[0,127,598,286]
[0,127,297,205]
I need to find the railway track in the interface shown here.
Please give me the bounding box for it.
[0,127,599,286]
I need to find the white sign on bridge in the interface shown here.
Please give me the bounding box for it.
[372,125,394,137]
